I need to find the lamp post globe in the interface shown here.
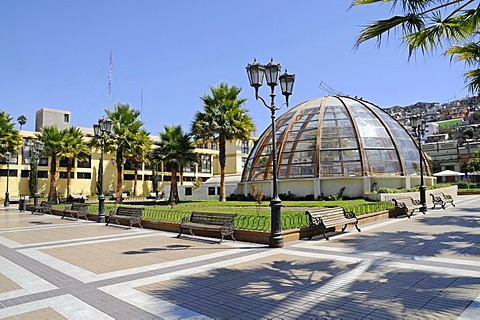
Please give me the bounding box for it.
[246,58,295,248]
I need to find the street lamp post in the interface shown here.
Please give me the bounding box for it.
[4,151,11,207]
[24,140,44,208]
[410,114,427,212]
[246,58,295,248]
[93,118,113,223]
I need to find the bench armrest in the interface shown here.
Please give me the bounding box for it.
[344,211,357,220]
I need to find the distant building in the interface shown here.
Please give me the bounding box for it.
[35,108,71,131]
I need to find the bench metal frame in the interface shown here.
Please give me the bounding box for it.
[392,197,423,218]
[106,207,144,229]
[305,207,360,240]
[178,211,237,243]
[31,201,52,215]
[62,203,89,220]
[430,192,455,210]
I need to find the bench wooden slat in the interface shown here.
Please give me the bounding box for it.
[106,206,144,229]
[62,203,89,220]
[178,211,237,243]
[31,201,52,215]
[392,197,423,218]
[305,207,360,240]
[430,192,455,210]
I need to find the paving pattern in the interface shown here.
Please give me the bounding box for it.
[1,196,480,319]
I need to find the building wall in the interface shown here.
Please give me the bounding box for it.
[35,108,71,131]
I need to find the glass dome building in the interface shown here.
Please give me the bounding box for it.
[240,96,432,198]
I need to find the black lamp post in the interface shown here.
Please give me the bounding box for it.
[93,118,113,223]
[24,140,44,208]
[246,58,295,248]
[410,114,427,212]
[4,151,11,207]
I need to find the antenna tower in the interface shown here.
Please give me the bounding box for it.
[318,81,349,97]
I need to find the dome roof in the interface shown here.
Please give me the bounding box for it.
[242,96,429,182]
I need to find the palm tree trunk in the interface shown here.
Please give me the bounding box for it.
[219,134,227,201]
[66,158,73,197]
[170,167,179,203]
[133,165,138,196]
[49,155,57,203]
[116,153,123,204]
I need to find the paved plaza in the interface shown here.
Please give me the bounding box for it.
[1,196,480,319]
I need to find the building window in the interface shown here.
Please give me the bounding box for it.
[77,172,91,179]
[211,142,217,150]
[144,174,153,181]
[208,187,215,195]
[185,187,192,196]
[200,155,211,173]
[64,114,69,122]
[0,169,17,177]
[144,163,152,171]
[242,157,247,169]
[123,174,135,181]
[21,170,30,178]
[38,171,48,178]
[217,187,221,195]
[59,172,74,179]
[0,156,18,164]
[77,156,91,168]
[59,157,74,168]
[183,176,195,182]
[38,157,48,166]
[241,140,249,154]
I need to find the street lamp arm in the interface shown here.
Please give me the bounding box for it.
[256,94,286,112]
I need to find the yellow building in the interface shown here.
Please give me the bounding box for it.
[0,127,256,200]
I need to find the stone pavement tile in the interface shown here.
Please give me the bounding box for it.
[1,223,134,245]
[2,307,67,320]
[0,273,21,293]
[0,216,70,230]
[42,234,231,274]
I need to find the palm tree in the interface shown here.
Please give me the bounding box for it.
[0,111,22,156]
[127,129,151,196]
[17,115,27,130]
[147,149,162,197]
[62,127,89,197]
[353,0,480,92]
[36,125,65,203]
[106,103,144,204]
[191,83,255,201]
[154,125,197,203]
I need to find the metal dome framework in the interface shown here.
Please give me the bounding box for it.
[242,96,430,182]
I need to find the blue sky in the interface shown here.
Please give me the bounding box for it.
[0,0,471,135]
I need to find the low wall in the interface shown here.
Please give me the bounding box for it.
[51,208,392,245]
[366,185,458,204]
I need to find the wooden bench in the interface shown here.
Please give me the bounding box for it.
[178,211,237,243]
[392,197,423,218]
[106,206,144,229]
[430,192,455,209]
[62,203,89,220]
[31,201,53,215]
[305,207,360,240]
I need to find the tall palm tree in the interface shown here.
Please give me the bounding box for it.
[0,111,22,156]
[154,125,197,203]
[36,125,65,203]
[17,115,27,130]
[62,127,89,197]
[191,83,255,201]
[127,129,151,196]
[353,0,480,92]
[106,103,144,204]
